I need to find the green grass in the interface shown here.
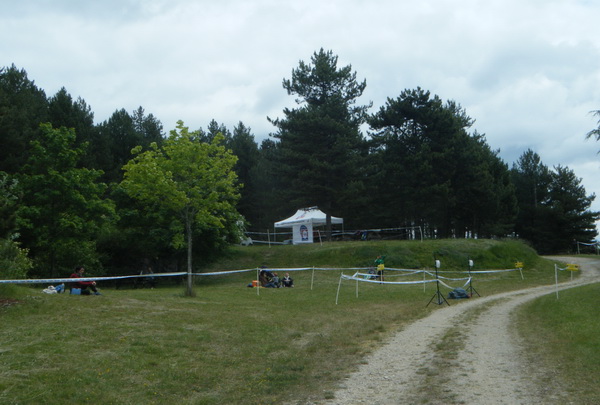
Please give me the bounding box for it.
[0,239,591,404]
[516,281,600,404]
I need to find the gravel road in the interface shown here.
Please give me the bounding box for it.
[319,256,600,405]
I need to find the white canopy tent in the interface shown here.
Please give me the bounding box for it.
[274,207,343,244]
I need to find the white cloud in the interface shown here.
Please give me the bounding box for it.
[2,0,600,224]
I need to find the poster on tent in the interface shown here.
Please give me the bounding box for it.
[293,223,313,244]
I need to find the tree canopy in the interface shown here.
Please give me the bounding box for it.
[269,49,371,231]
[120,121,241,295]
[1,57,598,282]
[16,123,115,276]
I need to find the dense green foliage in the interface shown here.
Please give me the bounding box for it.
[269,49,371,228]
[121,121,241,294]
[16,124,115,277]
[0,51,598,279]
[368,88,517,237]
[511,149,598,253]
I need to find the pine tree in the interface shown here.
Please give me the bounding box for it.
[269,49,371,233]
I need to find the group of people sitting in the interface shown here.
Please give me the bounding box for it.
[253,268,294,288]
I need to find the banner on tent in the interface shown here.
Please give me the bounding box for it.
[293,223,313,244]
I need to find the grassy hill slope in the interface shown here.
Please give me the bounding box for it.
[0,238,580,404]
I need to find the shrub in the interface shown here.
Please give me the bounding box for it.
[0,238,32,280]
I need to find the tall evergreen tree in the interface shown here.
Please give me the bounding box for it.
[545,165,598,252]
[269,49,371,233]
[229,122,259,225]
[511,149,552,248]
[132,106,164,146]
[511,151,598,253]
[47,87,96,165]
[585,109,600,151]
[202,119,233,146]
[367,88,514,238]
[92,107,164,184]
[247,139,286,230]
[0,65,48,173]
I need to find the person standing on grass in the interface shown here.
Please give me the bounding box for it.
[70,266,101,295]
[375,255,385,281]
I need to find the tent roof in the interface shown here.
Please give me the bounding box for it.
[274,207,343,228]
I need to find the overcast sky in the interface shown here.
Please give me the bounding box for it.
[3,0,600,230]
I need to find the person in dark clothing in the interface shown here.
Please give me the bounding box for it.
[264,272,280,288]
[282,272,294,287]
[70,266,101,295]
[259,266,274,287]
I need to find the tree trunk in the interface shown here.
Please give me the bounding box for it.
[185,212,194,296]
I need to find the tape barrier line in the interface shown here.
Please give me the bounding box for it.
[342,273,473,290]
[438,278,472,290]
[468,268,521,274]
[192,268,258,276]
[0,272,187,285]
[341,274,438,285]
[0,266,521,285]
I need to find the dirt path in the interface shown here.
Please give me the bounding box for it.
[322,256,600,405]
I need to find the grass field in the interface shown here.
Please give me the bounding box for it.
[516,280,600,404]
[0,239,595,404]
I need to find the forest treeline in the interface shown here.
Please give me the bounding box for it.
[1,49,598,279]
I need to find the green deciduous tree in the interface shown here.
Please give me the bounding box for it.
[120,121,241,295]
[0,238,32,281]
[16,124,116,277]
[0,172,20,238]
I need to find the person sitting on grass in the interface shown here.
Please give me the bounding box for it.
[70,266,101,295]
[282,272,294,287]
[264,272,280,288]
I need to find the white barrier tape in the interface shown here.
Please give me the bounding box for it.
[0,272,187,284]
[0,266,522,285]
[313,267,366,271]
[342,273,438,285]
[192,268,258,276]
[380,271,424,278]
[266,267,314,272]
[422,271,471,281]
[468,268,521,274]
[438,277,472,290]
[556,266,578,272]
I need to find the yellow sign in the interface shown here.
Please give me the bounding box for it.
[515,262,524,269]
[566,263,579,271]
